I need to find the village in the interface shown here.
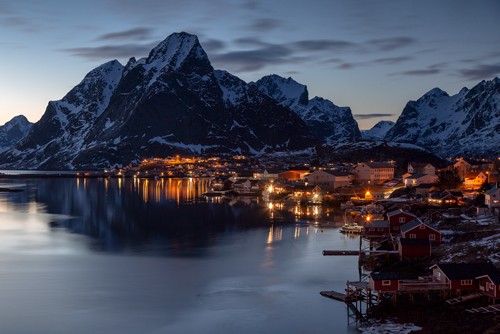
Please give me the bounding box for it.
[111,155,500,332]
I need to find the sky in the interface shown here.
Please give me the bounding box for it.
[1,0,499,130]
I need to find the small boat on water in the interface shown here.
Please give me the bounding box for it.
[339,222,363,234]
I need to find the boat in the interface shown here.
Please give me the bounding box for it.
[339,222,363,234]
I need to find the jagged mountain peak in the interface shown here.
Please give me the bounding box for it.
[385,77,500,158]
[146,32,209,72]
[361,120,395,140]
[0,115,33,153]
[254,74,309,107]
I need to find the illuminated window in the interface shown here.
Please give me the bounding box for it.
[461,280,473,285]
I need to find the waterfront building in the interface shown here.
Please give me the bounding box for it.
[353,162,394,185]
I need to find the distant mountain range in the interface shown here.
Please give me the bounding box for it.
[0,32,498,170]
[361,121,395,140]
[384,78,500,158]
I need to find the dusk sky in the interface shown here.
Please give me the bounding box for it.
[1,0,499,129]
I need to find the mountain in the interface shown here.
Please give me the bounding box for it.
[253,75,361,145]
[385,77,500,158]
[0,32,317,170]
[361,120,395,140]
[0,115,33,153]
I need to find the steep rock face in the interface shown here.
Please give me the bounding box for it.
[0,32,316,170]
[361,121,395,140]
[1,60,124,169]
[254,75,361,144]
[0,115,33,153]
[385,78,500,157]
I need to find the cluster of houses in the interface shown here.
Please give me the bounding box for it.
[342,204,500,308]
[368,262,500,304]
[115,155,500,213]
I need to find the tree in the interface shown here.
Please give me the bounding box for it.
[437,169,461,190]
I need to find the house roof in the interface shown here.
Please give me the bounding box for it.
[365,162,394,169]
[400,219,440,234]
[400,219,422,233]
[385,209,417,218]
[485,185,499,195]
[464,171,485,179]
[431,262,499,280]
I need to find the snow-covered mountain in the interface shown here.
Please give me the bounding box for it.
[0,115,33,153]
[0,32,317,170]
[361,121,395,140]
[384,77,500,158]
[253,75,361,145]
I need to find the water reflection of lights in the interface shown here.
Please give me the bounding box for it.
[88,178,211,204]
[266,225,282,244]
[294,225,309,239]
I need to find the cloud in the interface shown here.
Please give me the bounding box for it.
[210,44,293,72]
[366,36,416,51]
[354,113,395,120]
[1,16,31,28]
[372,56,412,65]
[242,0,260,10]
[96,27,154,41]
[337,56,412,70]
[247,18,282,31]
[458,64,500,80]
[398,68,441,76]
[293,39,357,52]
[200,38,226,53]
[233,37,267,47]
[61,43,157,61]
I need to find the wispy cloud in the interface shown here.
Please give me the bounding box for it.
[211,44,293,71]
[61,43,157,61]
[367,36,416,51]
[95,27,154,41]
[399,68,441,76]
[354,113,394,120]
[338,56,412,70]
[247,18,282,31]
[201,38,226,53]
[458,63,500,80]
[293,39,357,52]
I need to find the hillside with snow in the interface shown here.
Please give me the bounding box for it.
[254,75,361,145]
[361,121,394,140]
[0,115,32,153]
[385,78,500,158]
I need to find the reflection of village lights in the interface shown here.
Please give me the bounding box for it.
[268,184,274,193]
[366,215,372,222]
[268,202,274,210]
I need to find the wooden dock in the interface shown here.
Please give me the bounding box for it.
[323,250,359,256]
[466,304,500,314]
[446,292,483,305]
[320,290,350,302]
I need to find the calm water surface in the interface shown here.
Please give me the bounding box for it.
[0,178,360,334]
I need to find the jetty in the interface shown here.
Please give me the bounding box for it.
[466,304,500,314]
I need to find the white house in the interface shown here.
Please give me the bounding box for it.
[485,185,500,209]
[404,173,439,187]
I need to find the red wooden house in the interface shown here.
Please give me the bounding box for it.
[368,272,404,292]
[384,209,417,233]
[398,238,431,259]
[400,219,442,243]
[363,220,390,237]
[431,263,500,295]
[477,273,500,303]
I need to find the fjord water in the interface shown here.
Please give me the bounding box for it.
[0,178,360,334]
